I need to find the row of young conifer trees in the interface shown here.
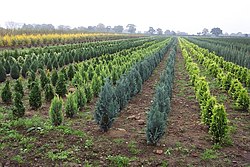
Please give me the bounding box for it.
[180,38,228,143]
[0,38,169,124]
[187,37,250,69]
[184,39,250,111]
[93,38,175,132]
[0,38,150,82]
[146,44,177,145]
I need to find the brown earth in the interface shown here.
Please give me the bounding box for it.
[1,45,250,166]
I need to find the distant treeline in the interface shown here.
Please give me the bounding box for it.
[0,22,131,36]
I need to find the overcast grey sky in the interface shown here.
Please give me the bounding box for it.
[0,0,249,34]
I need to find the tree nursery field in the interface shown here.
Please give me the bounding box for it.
[0,34,249,166]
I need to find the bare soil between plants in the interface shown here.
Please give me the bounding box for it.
[1,47,250,166]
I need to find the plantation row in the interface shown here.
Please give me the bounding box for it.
[0,37,154,82]
[94,38,176,132]
[0,37,147,59]
[179,38,229,143]
[195,37,250,52]
[0,33,142,48]
[1,38,173,122]
[181,38,250,111]
[187,37,250,68]
[146,45,176,145]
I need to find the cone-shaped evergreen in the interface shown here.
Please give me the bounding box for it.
[4,61,10,74]
[10,62,20,79]
[75,87,87,109]
[236,89,250,111]
[47,60,53,71]
[45,83,55,102]
[72,72,84,87]
[55,72,67,97]
[201,96,217,126]
[40,69,50,89]
[67,64,75,81]
[28,71,36,89]
[60,67,68,81]
[65,93,78,118]
[52,60,59,69]
[91,72,102,96]
[21,64,28,78]
[0,62,6,82]
[30,61,38,73]
[14,77,24,98]
[51,69,58,86]
[85,83,94,102]
[209,104,228,143]
[12,92,25,118]
[127,70,138,98]
[58,57,65,67]
[49,95,63,126]
[146,104,166,145]
[94,79,118,132]
[115,76,129,111]
[1,80,12,103]
[29,79,42,110]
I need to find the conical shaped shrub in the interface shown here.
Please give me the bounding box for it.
[209,104,228,143]
[40,69,50,89]
[49,95,63,126]
[28,71,36,89]
[12,92,25,118]
[91,72,102,96]
[67,64,75,81]
[236,89,250,111]
[14,77,24,98]
[0,62,6,82]
[75,87,87,109]
[4,61,10,74]
[45,83,55,102]
[21,64,28,78]
[51,69,58,86]
[146,104,166,145]
[201,96,217,126]
[29,79,42,110]
[55,72,67,97]
[85,83,94,102]
[65,93,78,118]
[115,76,129,111]
[1,80,12,103]
[10,62,20,79]
[94,79,118,132]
